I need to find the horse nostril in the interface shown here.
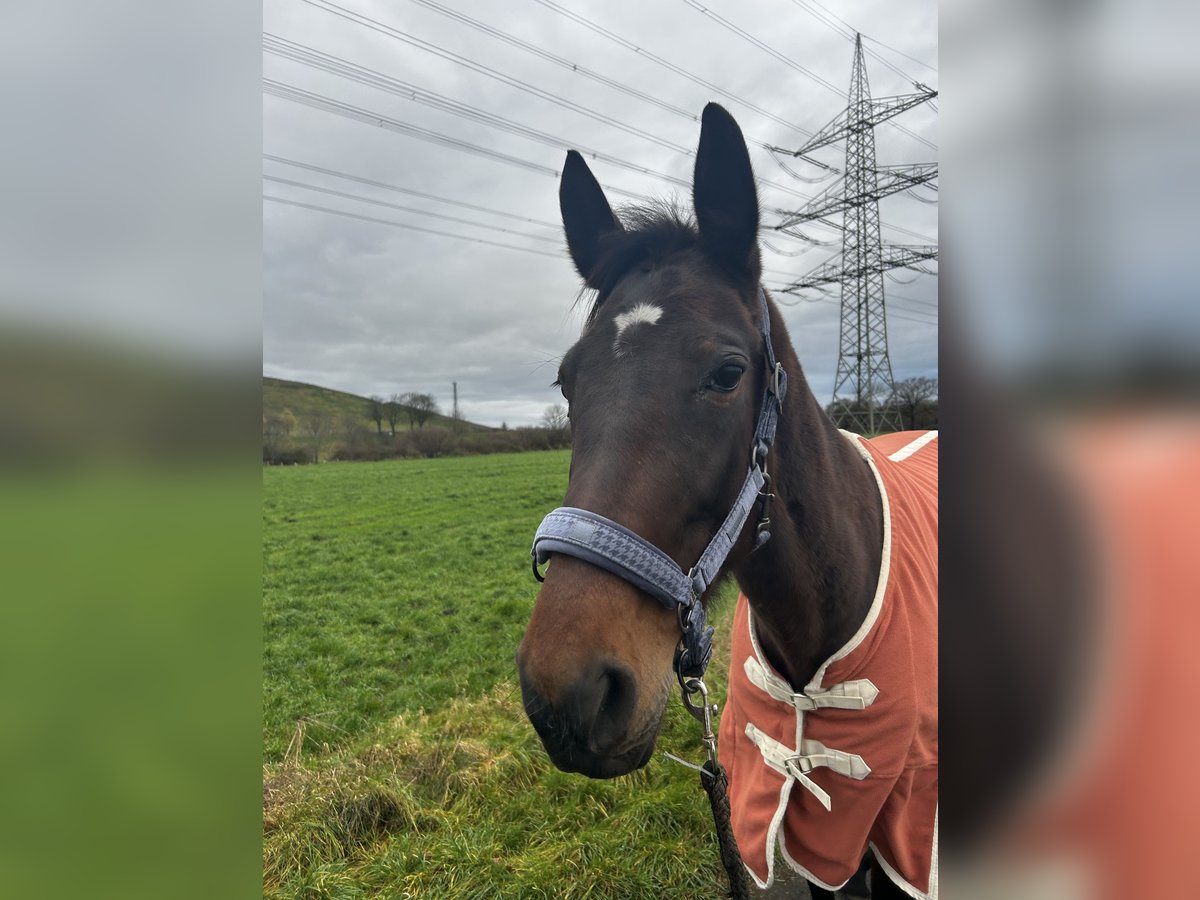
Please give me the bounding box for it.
[571,662,637,756]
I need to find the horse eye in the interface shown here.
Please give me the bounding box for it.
[710,363,745,393]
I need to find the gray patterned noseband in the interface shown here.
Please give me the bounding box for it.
[531,287,787,680]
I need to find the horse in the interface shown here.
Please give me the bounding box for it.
[516,104,937,899]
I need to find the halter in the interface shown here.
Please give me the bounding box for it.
[531,287,787,682]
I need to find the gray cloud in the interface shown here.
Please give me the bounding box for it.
[264,0,937,425]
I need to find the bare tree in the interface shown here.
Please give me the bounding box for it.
[401,392,439,429]
[890,377,938,430]
[263,409,296,461]
[542,404,569,431]
[542,404,570,447]
[300,411,332,462]
[398,393,417,429]
[385,394,403,437]
[340,415,368,443]
[366,395,385,435]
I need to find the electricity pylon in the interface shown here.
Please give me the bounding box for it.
[774,34,937,434]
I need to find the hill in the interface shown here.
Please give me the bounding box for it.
[263,377,489,433]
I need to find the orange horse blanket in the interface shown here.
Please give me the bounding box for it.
[718,430,938,896]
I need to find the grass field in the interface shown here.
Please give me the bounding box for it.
[264,451,739,898]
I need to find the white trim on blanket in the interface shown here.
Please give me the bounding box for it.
[869,805,938,900]
[806,432,894,691]
[745,762,796,890]
[888,429,939,462]
[779,841,850,893]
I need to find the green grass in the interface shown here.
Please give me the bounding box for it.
[263,451,570,758]
[264,451,740,898]
[264,377,488,433]
[2,468,262,899]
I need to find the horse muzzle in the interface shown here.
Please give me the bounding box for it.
[517,656,658,778]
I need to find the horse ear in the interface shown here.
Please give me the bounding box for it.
[693,103,760,280]
[560,150,622,289]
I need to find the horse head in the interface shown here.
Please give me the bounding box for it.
[516,104,773,778]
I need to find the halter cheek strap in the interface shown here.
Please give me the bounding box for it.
[531,287,787,679]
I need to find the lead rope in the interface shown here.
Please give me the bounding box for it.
[702,760,748,900]
[675,677,749,900]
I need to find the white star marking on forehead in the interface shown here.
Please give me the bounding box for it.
[612,303,663,356]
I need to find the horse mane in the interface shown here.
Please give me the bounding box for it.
[580,201,698,323]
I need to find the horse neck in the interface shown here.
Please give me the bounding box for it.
[731,311,884,689]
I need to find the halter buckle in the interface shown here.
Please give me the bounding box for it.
[754,471,774,550]
[768,361,785,402]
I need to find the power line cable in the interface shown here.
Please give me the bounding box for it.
[765,275,939,319]
[270,20,827,208]
[884,224,937,243]
[263,81,854,250]
[529,0,814,139]
[885,311,937,326]
[789,0,913,85]
[272,17,690,156]
[405,0,699,123]
[262,193,931,318]
[678,0,845,97]
[263,58,824,208]
[264,37,697,185]
[270,18,910,242]
[265,154,828,279]
[677,0,935,151]
[763,272,940,326]
[263,153,560,229]
[262,174,563,244]
[887,298,940,318]
[787,0,937,79]
[761,238,819,258]
[892,296,936,314]
[402,0,838,181]
[770,289,937,326]
[263,78,553,175]
[768,151,840,183]
[779,217,936,244]
[263,79,649,201]
[279,1,930,300]
[861,36,938,74]
[766,275,940,321]
[264,194,566,258]
[861,35,937,74]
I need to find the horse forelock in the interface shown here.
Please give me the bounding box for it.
[578,201,698,322]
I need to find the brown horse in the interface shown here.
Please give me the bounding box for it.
[517,104,932,899]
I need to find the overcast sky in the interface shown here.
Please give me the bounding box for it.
[263,0,937,427]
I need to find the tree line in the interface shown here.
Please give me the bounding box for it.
[264,376,935,465]
[263,398,573,465]
[825,376,939,432]
[365,392,440,436]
